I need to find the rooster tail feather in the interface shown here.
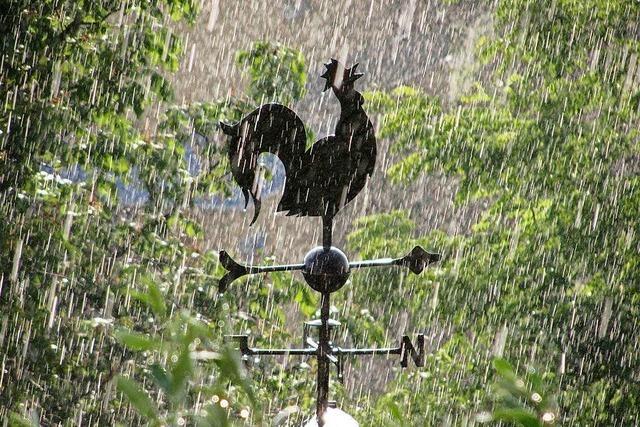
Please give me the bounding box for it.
[249,193,261,226]
[219,103,308,225]
[241,187,261,225]
[241,188,250,209]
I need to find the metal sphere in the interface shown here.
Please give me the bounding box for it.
[302,246,350,293]
[303,408,359,427]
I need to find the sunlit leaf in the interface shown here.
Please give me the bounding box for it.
[114,329,161,351]
[116,376,159,420]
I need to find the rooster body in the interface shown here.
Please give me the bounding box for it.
[220,60,376,224]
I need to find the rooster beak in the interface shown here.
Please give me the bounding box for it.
[320,70,332,92]
[349,73,364,83]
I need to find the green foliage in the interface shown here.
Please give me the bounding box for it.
[488,359,559,427]
[113,284,258,426]
[116,377,160,421]
[0,0,202,422]
[3,0,639,424]
[236,41,307,105]
[0,1,310,423]
[358,0,640,424]
[345,210,444,348]
[222,266,322,424]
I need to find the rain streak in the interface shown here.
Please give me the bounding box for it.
[1,1,639,426]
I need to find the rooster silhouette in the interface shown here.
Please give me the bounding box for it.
[220,59,376,231]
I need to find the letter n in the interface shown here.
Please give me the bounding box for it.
[400,334,425,367]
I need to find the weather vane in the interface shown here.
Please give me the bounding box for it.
[219,59,440,426]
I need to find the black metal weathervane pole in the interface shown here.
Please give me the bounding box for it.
[219,222,440,424]
[218,59,442,425]
[317,215,333,422]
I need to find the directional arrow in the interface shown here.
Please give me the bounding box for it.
[349,245,441,274]
[225,334,426,367]
[218,246,440,292]
[218,251,304,292]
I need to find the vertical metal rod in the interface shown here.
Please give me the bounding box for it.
[322,216,333,249]
[316,292,331,425]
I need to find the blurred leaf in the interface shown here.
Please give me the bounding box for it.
[116,376,159,420]
[114,329,161,351]
[215,346,256,407]
[493,358,517,382]
[131,275,167,319]
[385,400,406,424]
[197,404,230,427]
[169,349,193,400]
[146,280,167,319]
[493,408,541,427]
[7,413,37,427]
[149,364,171,394]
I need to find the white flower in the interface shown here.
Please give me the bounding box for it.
[91,317,113,327]
[475,411,492,423]
[38,170,55,181]
[55,176,73,185]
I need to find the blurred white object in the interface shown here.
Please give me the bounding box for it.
[303,408,359,427]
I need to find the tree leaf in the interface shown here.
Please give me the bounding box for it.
[169,348,193,401]
[146,280,167,319]
[149,364,171,394]
[116,376,158,420]
[132,276,167,319]
[114,329,161,351]
[493,358,517,382]
[493,408,541,427]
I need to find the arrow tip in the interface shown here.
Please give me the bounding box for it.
[402,246,441,274]
[218,251,248,292]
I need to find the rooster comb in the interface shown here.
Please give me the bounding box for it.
[320,59,363,91]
